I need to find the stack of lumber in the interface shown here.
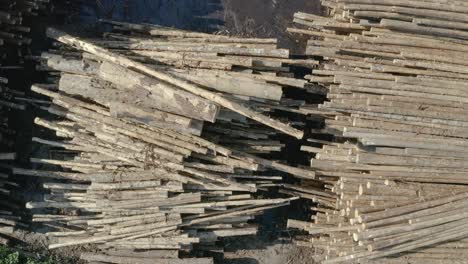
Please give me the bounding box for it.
[33,20,328,156]
[18,25,318,263]
[0,0,52,245]
[0,77,23,245]
[0,89,20,245]
[0,0,49,155]
[81,19,320,140]
[286,0,468,263]
[0,0,51,63]
[0,77,20,159]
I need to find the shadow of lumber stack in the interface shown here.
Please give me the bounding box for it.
[0,75,24,245]
[285,0,468,263]
[0,0,54,246]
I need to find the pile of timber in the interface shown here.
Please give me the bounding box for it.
[1,0,51,163]
[0,76,24,245]
[0,0,51,63]
[17,24,319,263]
[0,77,20,160]
[74,19,321,140]
[0,84,20,246]
[0,0,52,245]
[286,0,468,263]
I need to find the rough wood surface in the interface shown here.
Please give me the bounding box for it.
[19,20,317,264]
[287,1,468,263]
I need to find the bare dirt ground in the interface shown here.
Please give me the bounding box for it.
[220,0,321,53]
[220,237,318,264]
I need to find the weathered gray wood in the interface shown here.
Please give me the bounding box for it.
[97,62,219,122]
[58,73,203,135]
[46,28,304,139]
[168,69,283,101]
[45,54,99,75]
[0,153,16,160]
[287,5,468,264]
